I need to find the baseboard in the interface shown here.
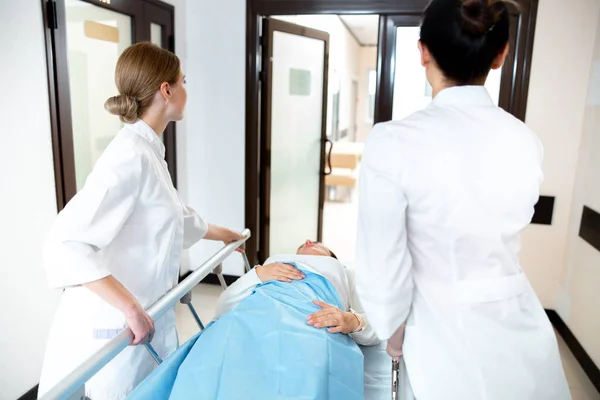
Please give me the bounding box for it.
[201,273,240,287]
[546,309,600,393]
[18,385,38,400]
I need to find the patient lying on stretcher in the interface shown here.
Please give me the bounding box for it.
[214,240,380,346]
[128,240,379,400]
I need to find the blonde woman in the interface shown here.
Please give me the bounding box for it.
[39,43,243,399]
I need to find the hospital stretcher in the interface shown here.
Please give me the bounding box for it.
[39,229,405,400]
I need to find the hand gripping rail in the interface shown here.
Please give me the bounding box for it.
[39,229,251,400]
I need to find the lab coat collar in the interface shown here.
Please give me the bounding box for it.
[127,119,166,158]
[432,85,494,108]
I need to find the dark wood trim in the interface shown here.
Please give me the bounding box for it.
[143,0,175,11]
[43,0,177,209]
[259,17,273,264]
[245,5,261,266]
[43,0,77,209]
[258,18,330,262]
[514,0,539,121]
[201,273,241,287]
[580,206,600,252]
[263,17,331,45]
[254,0,430,15]
[143,2,178,186]
[374,14,421,123]
[374,15,393,124]
[318,30,331,246]
[532,196,555,225]
[80,0,141,15]
[17,385,38,400]
[42,0,66,210]
[546,309,600,394]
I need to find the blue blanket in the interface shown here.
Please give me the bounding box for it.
[128,269,365,399]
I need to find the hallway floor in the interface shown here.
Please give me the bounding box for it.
[176,284,600,400]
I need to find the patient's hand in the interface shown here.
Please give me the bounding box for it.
[256,263,306,283]
[307,301,360,334]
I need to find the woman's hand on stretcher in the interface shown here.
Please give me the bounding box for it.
[307,301,361,334]
[256,263,306,283]
[386,323,406,361]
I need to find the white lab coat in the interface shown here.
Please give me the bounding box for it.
[355,86,570,400]
[215,255,380,347]
[39,120,208,399]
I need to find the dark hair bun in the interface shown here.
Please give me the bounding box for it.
[460,0,519,37]
[460,0,493,36]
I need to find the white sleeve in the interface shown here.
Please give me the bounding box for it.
[214,268,263,319]
[355,125,413,340]
[44,147,144,289]
[346,269,380,346]
[182,204,208,249]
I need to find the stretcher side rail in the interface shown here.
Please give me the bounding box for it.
[39,229,252,400]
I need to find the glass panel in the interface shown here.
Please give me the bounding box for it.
[368,69,376,121]
[392,26,503,121]
[151,23,163,47]
[65,0,132,190]
[485,67,503,106]
[269,31,325,255]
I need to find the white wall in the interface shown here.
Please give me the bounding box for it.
[180,0,247,276]
[0,2,62,399]
[520,0,600,307]
[558,7,600,367]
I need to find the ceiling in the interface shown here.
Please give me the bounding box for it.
[339,15,380,47]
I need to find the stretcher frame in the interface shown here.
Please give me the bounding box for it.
[38,228,401,399]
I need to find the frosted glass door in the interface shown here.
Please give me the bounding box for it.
[261,19,329,257]
[64,0,132,190]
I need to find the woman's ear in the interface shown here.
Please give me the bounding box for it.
[491,44,509,70]
[159,82,172,101]
[418,41,430,68]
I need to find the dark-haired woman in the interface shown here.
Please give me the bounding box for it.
[355,1,570,399]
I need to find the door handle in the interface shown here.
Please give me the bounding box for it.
[324,139,333,176]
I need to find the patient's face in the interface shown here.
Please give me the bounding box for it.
[297,240,334,258]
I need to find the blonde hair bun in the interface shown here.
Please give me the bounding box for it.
[104,43,181,123]
[104,94,139,124]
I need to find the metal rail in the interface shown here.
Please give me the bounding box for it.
[39,229,251,400]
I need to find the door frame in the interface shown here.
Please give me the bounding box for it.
[144,1,178,184]
[245,0,538,265]
[41,0,176,210]
[259,18,330,262]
